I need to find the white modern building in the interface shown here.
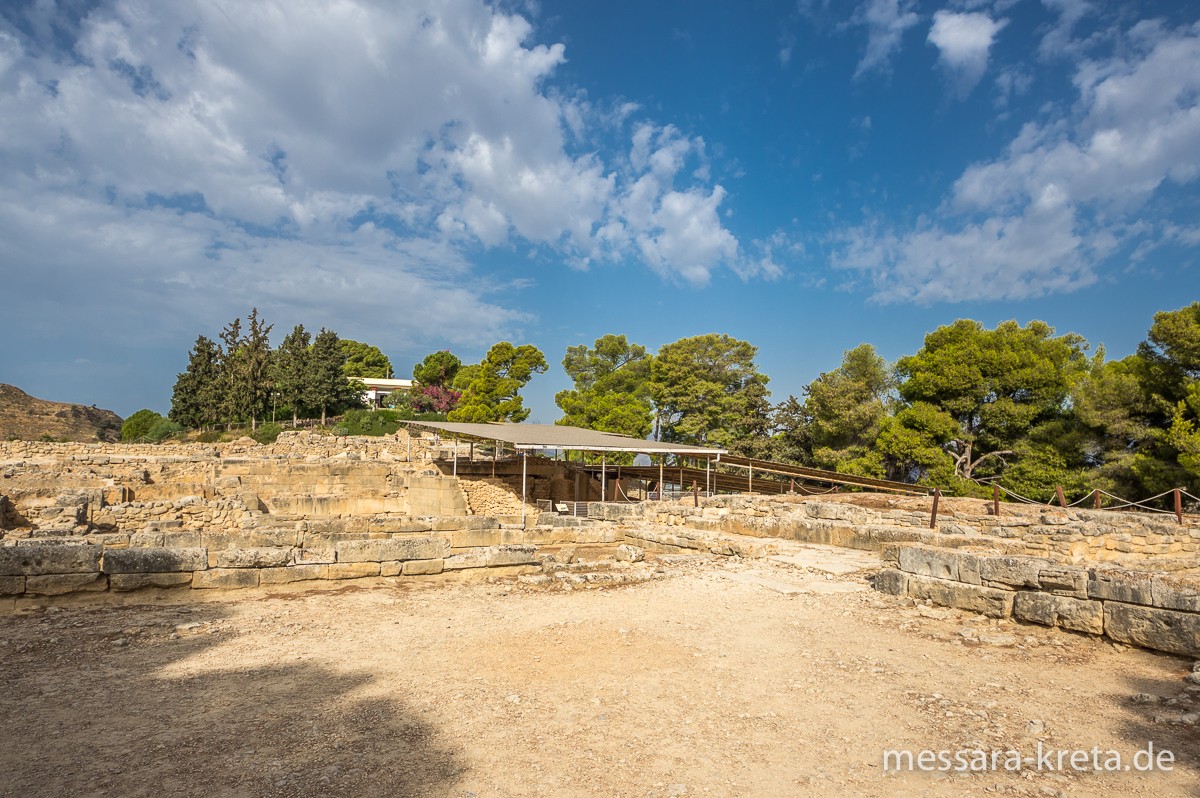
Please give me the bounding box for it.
[351,377,415,409]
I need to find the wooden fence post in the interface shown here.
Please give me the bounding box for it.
[1055,485,1067,508]
[1093,489,1101,509]
[692,480,699,507]
[1176,488,1184,525]
[929,488,941,530]
[992,483,1000,517]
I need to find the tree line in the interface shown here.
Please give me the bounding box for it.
[163,303,1200,501]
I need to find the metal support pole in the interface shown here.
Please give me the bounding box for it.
[929,488,941,529]
[452,437,457,477]
[748,464,753,495]
[659,457,665,501]
[706,458,711,496]
[407,433,411,461]
[601,453,607,502]
[493,440,497,478]
[521,451,527,529]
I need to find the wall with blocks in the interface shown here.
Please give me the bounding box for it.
[603,495,1200,567]
[876,543,1200,657]
[0,516,619,605]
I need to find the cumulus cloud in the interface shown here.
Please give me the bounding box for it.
[0,0,767,392]
[927,10,1008,97]
[852,0,920,80]
[834,20,1200,303]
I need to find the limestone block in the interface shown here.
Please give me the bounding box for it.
[0,544,102,576]
[486,544,539,567]
[335,537,449,563]
[978,555,1049,589]
[432,515,499,532]
[874,568,908,596]
[380,561,402,577]
[957,551,983,586]
[0,576,25,595]
[161,530,204,548]
[1104,602,1200,657]
[614,544,645,563]
[109,572,193,592]
[102,547,208,574]
[1037,565,1088,598]
[402,559,444,576]
[1152,574,1200,612]
[259,565,323,585]
[897,545,959,580]
[574,526,618,544]
[879,543,902,567]
[203,528,300,550]
[444,549,489,570]
[191,568,260,590]
[447,528,504,549]
[215,547,295,569]
[319,562,380,580]
[25,573,107,595]
[907,574,1014,618]
[804,502,870,524]
[1013,592,1104,634]
[1088,568,1154,604]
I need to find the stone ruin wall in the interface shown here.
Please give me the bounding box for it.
[592,495,1200,657]
[0,431,619,607]
[605,493,1200,568]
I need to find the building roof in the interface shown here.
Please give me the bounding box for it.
[403,421,726,456]
[352,377,414,389]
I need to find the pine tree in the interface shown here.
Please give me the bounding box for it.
[273,324,311,425]
[243,307,275,431]
[170,335,223,429]
[309,328,349,426]
[218,315,244,428]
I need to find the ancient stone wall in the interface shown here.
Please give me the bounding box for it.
[877,543,1200,657]
[606,494,1200,567]
[0,514,619,606]
[0,430,467,539]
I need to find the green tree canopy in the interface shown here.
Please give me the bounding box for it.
[449,343,548,423]
[308,328,360,425]
[790,343,893,472]
[412,351,462,387]
[272,324,311,425]
[649,333,771,456]
[896,319,1089,480]
[121,409,164,442]
[341,339,393,379]
[169,335,223,429]
[555,335,653,444]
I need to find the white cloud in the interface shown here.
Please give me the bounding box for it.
[852,0,920,80]
[927,10,1008,97]
[835,20,1200,304]
[0,0,769,379]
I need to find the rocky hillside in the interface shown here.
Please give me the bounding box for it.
[0,384,122,442]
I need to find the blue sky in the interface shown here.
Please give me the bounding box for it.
[1,0,1198,423]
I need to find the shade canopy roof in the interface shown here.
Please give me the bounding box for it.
[403,421,726,456]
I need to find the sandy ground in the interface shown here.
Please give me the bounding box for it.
[1,549,1198,798]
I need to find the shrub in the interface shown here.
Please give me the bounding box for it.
[145,417,184,442]
[251,422,283,445]
[121,409,163,442]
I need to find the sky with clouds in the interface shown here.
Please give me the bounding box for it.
[1,0,1197,422]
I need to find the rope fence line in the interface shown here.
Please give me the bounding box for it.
[967,478,1196,524]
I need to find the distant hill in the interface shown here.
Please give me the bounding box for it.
[0,384,123,442]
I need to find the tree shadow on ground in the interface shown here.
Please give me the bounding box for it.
[1118,660,1200,797]
[0,600,463,798]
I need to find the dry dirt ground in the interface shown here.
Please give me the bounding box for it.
[1,548,1198,798]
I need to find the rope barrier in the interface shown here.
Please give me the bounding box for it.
[971,480,1195,519]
